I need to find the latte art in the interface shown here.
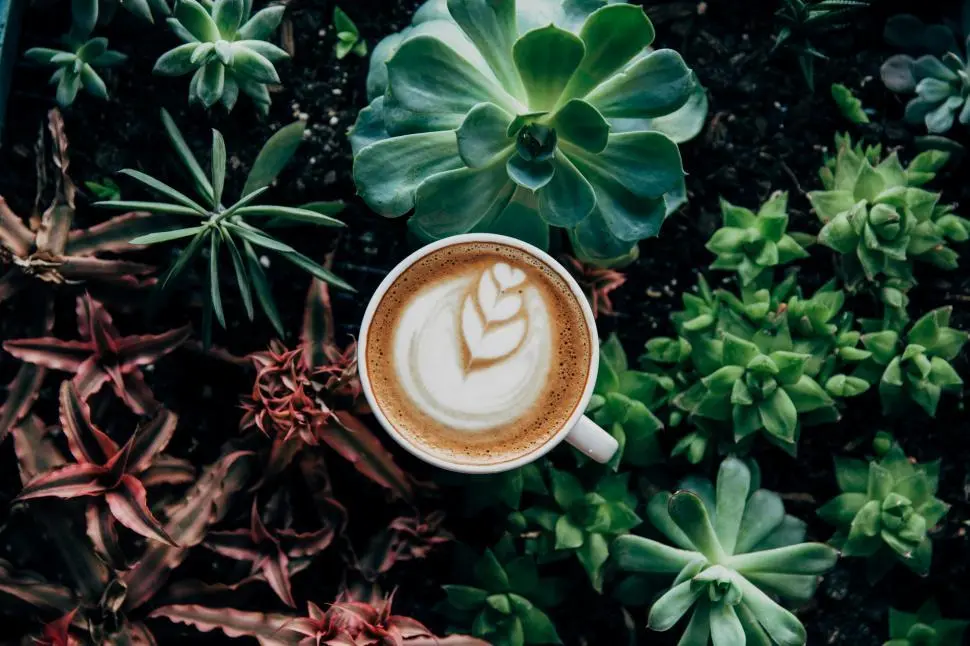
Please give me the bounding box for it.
[364,243,592,465]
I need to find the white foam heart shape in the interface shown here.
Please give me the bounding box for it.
[492,262,525,290]
[460,262,529,368]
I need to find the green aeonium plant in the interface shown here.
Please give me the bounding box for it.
[614,457,838,645]
[885,600,969,646]
[24,36,127,107]
[818,434,950,581]
[96,109,350,342]
[154,0,288,114]
[808,134,967,285]
[707,191,809,287]
[855,306,967,416]
[350,0,708,265]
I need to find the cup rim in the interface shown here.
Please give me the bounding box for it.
[356,233,600,474]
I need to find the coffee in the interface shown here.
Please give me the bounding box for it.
[364,242,593,466]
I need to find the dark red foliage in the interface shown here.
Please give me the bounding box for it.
[563,255,627,318]
[356,511,453,580]
[32,608,79,646]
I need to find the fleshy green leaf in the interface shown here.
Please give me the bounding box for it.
[513,25,585,112]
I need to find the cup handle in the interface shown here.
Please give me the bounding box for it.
[565,416,619,464]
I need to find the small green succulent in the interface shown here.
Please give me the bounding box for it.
[818,435,950,581]
[514,467,640,591]
[831,83,870,124]
[154,0,288,114]
[586,334,666,469]
[707,192,809,287]
[855,306,967,416]
[809,135,966,284]
[72,0,171,36]
[333,6,366,59]
[614,457,839,645]
[441,540,563,645]
[96,109,349,342]
[24,36,127,106]
[885,600,969,646]
[673,329,838,456]
[350,0,708,265]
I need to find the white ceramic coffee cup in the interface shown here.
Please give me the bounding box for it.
[357,233,619,474]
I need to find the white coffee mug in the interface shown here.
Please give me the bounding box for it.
[357,233,619,474]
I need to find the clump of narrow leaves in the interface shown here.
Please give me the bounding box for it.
[441,540,563,645]
[97,109,350,342]
[16,382,191,547]
[155,0,288,113]
[334,6,367,59]
[72,0,171,36]
[3,293,190,415]
[808,133,967,285]
[885,599,969,646]
[614,457,839,645]
[564,256,627,318]
[586,334,665,469]
[855,306,967,416]
[513,466,640,591]
[818,435,950,581]
[24,36,127,106]
[707,191,809,287]
[351,0,708,265]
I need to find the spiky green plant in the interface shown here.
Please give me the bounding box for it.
[854,306,967,416]
[24,36,127,106]
[808,134,967,285]
[350,0,709,265]
[333,6,366,59]
[707,191,809,287]
[95,109,350,342]
[515,467,640,591]
[818,435,950,581]
[154,0,288,114]
[614,457,839,645]
[885,600,969,646]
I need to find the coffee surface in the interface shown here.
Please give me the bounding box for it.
[365,242,592,465]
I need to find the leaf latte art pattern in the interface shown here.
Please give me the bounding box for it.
[460,263,529,371]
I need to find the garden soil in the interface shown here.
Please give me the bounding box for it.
[0,0,967,644]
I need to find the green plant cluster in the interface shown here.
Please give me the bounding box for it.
[885,600,969,646]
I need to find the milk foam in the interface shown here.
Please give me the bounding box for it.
[392,262,553,432]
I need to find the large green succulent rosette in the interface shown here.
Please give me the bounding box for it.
[349,0,708,265]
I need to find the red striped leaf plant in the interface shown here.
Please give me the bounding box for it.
[0,108,166,441]
[3,293,190,416]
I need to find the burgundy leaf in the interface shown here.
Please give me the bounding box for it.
[319,412,413,501]
[564,255,626,318]
[204,529,265,563]
[117,369,160,415]
[116,324,192,368]
[139,454,196,487]
[0,195,33,255]
[35,201,74,257]
[34,607,80,646]
[259,552,296,608]
[298,450,348,531]
[126,407,179,474]
[128,621,160,646]
[412,636,492,646]
[104,475,178,546]
[277,527,336,559]
[302,275,337,371]
[13,415,66,483]
[148,605,299,646]
[17,463,108,500]
[72,359,112,402]
[65,211,168,255]
[3,337,92,371]
[58,381,118,465]
[58,256,155,284]
[0,558,76,612]
[123,450,254,611]
[86,502,127,567]
[0,363,46,444]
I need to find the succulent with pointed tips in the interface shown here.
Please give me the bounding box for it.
[96,109,350,342]
[154,0,289,113]
[351,0,708,265]
[885,599,969,646]
[818,435,950,581]
[334,6,367,59]
[24,36,127,107]
[16,382,193,547]
[614,457,838,645]
[707,191,809,286]
[854,306,967,416]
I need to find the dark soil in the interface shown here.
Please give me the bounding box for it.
[1,0,968,645]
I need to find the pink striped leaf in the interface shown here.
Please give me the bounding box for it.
[0,195,33,255]
[17,463,108,500]
[58,381,118,465]
[104,475,177,546]
[318,411,414,501]
[65,211,169,255]
[0,558,76,613]
[148,605,299,646]
[0,363,48,444]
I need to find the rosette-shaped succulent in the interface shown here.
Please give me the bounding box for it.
[154,0,287,113]
[350,0,708,264]
[808,136,966,283]
[818,436,950,581]
[885,600,969,646]
[673,331,837,455]
[614,457,838,645]
[24,36,127,106]
[707,191,809,286]
[855,306,967,416]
